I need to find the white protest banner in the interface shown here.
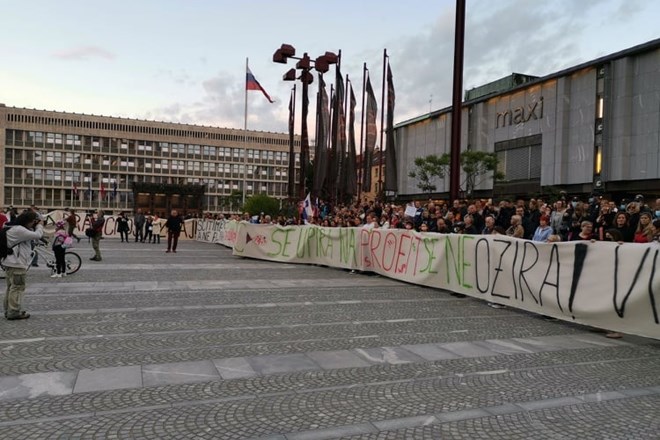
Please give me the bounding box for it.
[195,219,239,247]
[229,222,660,340]
[45,210,196,240]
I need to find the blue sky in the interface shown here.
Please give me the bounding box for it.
[1,0,659,135]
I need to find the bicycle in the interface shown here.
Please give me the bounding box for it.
[30,239,82,275]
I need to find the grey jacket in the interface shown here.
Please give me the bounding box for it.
[4,224,44,269]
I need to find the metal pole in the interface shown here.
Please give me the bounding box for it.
[449,0,466,202]
[379,49,387,200]
[358,63,367,203]
[242,57,249,206]
[300,67,309,201]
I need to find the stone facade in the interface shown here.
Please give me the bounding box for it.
[0,105,300,212]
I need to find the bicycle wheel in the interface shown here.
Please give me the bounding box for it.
[65,252,82,275]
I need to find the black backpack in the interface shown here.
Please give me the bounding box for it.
[0,227,16,261]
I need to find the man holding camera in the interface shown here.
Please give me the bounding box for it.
[3,211,44,320]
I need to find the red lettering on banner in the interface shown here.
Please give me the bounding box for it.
[360,229,372,267]
[395,233,412,273]
[370,230,383,269]
[381,232,397,272]
[412,234,423,275]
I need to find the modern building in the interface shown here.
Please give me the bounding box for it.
[0,105,301,215]
[395,38,660,201]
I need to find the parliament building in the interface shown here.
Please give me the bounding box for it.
[0,105,300,216]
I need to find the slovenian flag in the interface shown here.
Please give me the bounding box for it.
[246,67,274,103]
[301,193,315,223]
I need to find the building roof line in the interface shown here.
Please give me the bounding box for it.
[395,37,660,129]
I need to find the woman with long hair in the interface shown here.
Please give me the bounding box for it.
[633,212,654,243]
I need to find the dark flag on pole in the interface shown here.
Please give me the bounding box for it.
[313,74,330,196]
[384,61,398,193]
[362,74,378,192]
[344,83,358,198]
[328,67,345,199]
[287,86,296,199]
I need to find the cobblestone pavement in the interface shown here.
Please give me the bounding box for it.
[0,239,658,439]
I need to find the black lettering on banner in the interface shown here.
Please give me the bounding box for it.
[539,244,560,308]
[491,239,512,299]
[510,241,519,300]
[474,238,490,294]
[649,250,659,324]
[568,243,588,318]
[518,241,540,304]
[613,245,650,318]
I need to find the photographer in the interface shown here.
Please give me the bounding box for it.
[3,211,44,320]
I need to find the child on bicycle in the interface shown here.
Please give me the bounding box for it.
[52,220,72,278]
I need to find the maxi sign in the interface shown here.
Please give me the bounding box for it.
[496,97,544,129]
[216,221,660,340]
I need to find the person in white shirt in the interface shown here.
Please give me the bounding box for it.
[3,211,44,320]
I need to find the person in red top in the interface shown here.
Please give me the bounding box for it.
[0,209,7,230]
[633,212,654,243]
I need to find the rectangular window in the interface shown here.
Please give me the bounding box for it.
[495,134,542,182]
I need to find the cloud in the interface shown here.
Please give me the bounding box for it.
[370,0,613,125]
[52,46,116,61]
[143,70,286,132]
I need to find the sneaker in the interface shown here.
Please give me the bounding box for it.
[6,311,30,320]
[165,250,171,253]
[50,273,61,278]
[487,302,506,309]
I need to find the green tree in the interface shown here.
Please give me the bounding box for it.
[407,154,449,194]
[223,190,243,213]
[408,151,504,196]
[460,150,504,197]
[242,194,280,217]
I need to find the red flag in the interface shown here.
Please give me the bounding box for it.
[72,182,78,195]
[246,67,274,103]
[100,182,106,199]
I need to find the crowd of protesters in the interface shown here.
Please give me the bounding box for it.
[236,194,660,245]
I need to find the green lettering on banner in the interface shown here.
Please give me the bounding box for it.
[296,228,308,258]
[460,235,474,289]
[267,227,293,258]
[419,237,440,274]
[339,228,357,265]
[319,227,334,258]
[445,236,462,285]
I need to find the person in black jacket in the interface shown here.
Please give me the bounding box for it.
[165,209,183,253]
[116,212,130,243]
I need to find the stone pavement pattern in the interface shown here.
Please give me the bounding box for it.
[0,239,658,439]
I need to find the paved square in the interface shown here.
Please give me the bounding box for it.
[0,239,658,439]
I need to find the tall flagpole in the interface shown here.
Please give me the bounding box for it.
[358,63,367,203]
[379,49,387,199]
[242,57,249,207]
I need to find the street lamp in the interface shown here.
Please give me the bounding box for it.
[273,44,338,201]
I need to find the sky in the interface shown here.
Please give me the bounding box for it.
[1,0,659,137]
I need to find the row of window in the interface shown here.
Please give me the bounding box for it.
[6,130,294,162]
[5,113,296,146]
[4,170,292,194]
[5,149,295,178]
[4,182,289,208]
